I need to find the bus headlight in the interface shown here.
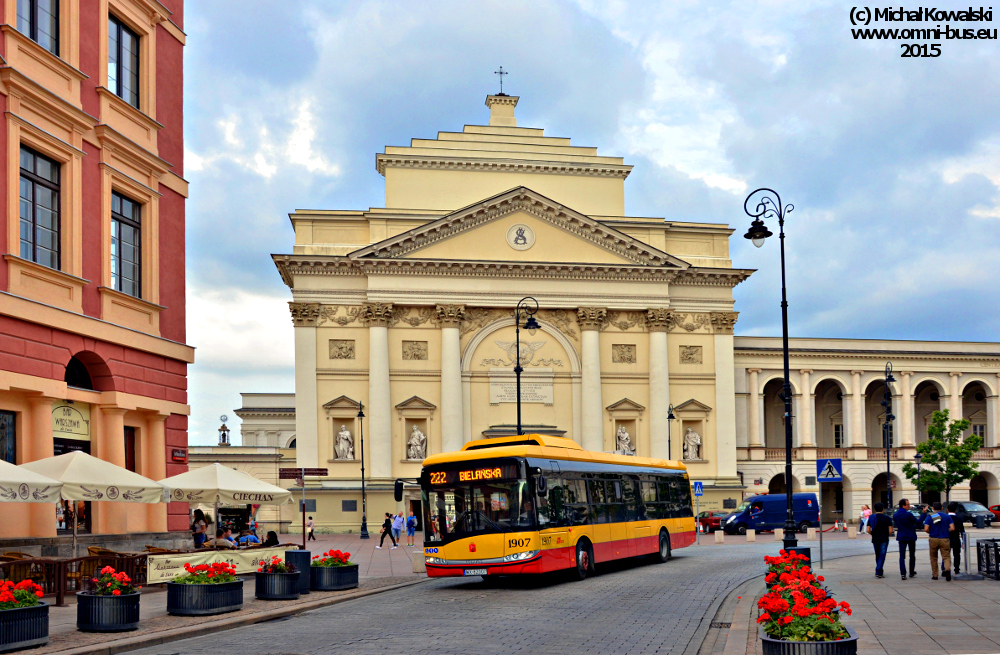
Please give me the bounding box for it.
[502,550,539,563]
[425,557,444,564]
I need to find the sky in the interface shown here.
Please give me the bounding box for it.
[182,1,1000,445]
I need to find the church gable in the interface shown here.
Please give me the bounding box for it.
[349,187,689,268]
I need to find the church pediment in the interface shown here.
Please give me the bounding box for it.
[323,395,360,412]
[348,187,690,269]
[395,396,437,410]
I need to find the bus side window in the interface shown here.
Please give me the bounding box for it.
[674,477,693,518]
[622,478,639,522]
[588,479,609,524]
[538,477,566,527]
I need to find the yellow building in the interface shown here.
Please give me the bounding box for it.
[274,95,750,530]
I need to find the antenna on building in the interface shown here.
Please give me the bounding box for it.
[494,66,508,96]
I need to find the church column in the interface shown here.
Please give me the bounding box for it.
[850,370,866,447]
[27,396,57,538]
[145,413,169,532]
[711,312,739,479]
[799,370,814,447]
[748,369,763,447]
[646,309,672,459]
[290,303,321,468]
[949,372,962,419]
[577,308,606,452]
[364,303,394,478]
[899,371,914,446]
[437,305,465,453]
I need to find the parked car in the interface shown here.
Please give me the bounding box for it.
[990,505,1000,521]
[722,493,820,535]
[697,511,729,533]
[953,501,994,527]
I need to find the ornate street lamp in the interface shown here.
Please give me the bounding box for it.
[358,402,369,539]
[743,188,797,550]
[882,362,896,508]
[514,297,540,435]
[667,404,676,460]
[915,452,923,506]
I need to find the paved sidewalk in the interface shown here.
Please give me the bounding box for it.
[723,547,1000,655]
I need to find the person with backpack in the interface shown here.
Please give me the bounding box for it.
[866,502,893,578]
[924,501,955,581]
[406,511,418,546]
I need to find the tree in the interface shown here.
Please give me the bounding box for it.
[901,409,980,502]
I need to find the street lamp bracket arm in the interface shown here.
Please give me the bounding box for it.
[744,187,794,227]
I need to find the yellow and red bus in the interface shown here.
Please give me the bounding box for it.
[408,434,696,580]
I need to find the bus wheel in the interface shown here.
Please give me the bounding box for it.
[656,530,672,563]
[736,524,747,536]
[573,541,591,580]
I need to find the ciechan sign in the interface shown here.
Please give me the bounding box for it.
[231,493,276,502]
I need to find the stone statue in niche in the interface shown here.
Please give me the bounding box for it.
[335,425,354,460]
[683,428,702,460]
[616,425,635,456]
[406,425,427,460]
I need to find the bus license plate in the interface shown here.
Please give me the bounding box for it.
[463,568,487,576]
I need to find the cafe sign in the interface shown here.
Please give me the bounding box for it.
[52,401,90,441]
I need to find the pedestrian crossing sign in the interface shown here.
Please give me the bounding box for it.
[816,458,843,483]
[693,481,703,496]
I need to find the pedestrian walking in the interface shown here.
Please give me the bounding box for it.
[306,516,316,541]
[866,502,893,578]
[391,511,404,545]
[948,502,966,575]
[923,501,955,581]
[376,512,397,549]
[893,498,924,580]
[406,511,418,546]
[860,504,872,531]
[191,509,208,549]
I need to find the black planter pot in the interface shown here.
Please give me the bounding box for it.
[0,603,48,653]
[255,572,300,600]
[284,550,312,595]
[166,580,244,616]
[76,592,140,632]
[310,565,359,591]
[759,626,858,655]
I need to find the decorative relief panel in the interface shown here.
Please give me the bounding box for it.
[670,313,710,332]
[319,305,362,326]
[402,341,428,360]
[609,312,643,331]
[396,307,435,327]
[329,340,356,360]
[536,309,578,340]
[460,308,508,336]
[679,345,703,364]
[611,344,637,364]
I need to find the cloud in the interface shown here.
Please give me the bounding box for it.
[182,0,1000,442]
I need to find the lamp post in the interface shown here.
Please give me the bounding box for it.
[514,297,540,435]
[667,404,676,460]
[358,402,369,539]
[915,452,923,506]
[743,187,798,550]
[881,362,896,509]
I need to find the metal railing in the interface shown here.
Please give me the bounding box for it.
[976,539,1000,580]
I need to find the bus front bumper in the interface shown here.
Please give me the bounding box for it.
[425,552,545,577]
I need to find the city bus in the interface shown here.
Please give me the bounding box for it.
[398,434,696,580]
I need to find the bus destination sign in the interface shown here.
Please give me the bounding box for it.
[428,462,519,486]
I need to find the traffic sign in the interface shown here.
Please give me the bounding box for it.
[279,468,328,479]
[693,481,703,497]
[816,458,843,483]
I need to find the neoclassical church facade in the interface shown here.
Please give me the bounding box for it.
[272,95,1000,531]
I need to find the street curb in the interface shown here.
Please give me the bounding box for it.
[43,578,428,655]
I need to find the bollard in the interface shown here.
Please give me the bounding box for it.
[284,549,312,595]
[774,529,785,542]
[746,530,755,542]
[848,526,857,539]
[714,531,724,544]
[806,527,817,540]
[409,550,426,574]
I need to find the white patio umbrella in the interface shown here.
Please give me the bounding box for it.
[0,459,63,502]
[21,451,165,556]
[160,463,293,543]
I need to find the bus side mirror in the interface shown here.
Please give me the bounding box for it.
[394,480,404,502]
[537,475,548,497]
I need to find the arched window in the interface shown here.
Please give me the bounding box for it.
[64,357,94,390]
[287,439,297,449]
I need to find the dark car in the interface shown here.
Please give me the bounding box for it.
[953,501,994,527]
[697,511,729,533]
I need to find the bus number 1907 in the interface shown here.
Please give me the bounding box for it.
[508,537,530,548]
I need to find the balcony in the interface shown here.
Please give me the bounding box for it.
[744,446,999,462]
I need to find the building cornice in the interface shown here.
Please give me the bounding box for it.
[375,153,632,179]
[734,346,1000,363]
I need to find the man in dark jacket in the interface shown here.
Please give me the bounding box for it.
[948,502,967,575]
[894,499,924,580]
[867,502,894,578]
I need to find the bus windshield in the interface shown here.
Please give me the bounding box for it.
[423,479,534,542]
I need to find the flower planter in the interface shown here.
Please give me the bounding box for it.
[0,603,48,653]
[166,580,244,616]
[255,572,300,600]
[759,626,859,655]
[76,592,140,632]
[310,565,359,591]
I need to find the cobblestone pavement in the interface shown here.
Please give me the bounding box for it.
[122,537,884,655]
